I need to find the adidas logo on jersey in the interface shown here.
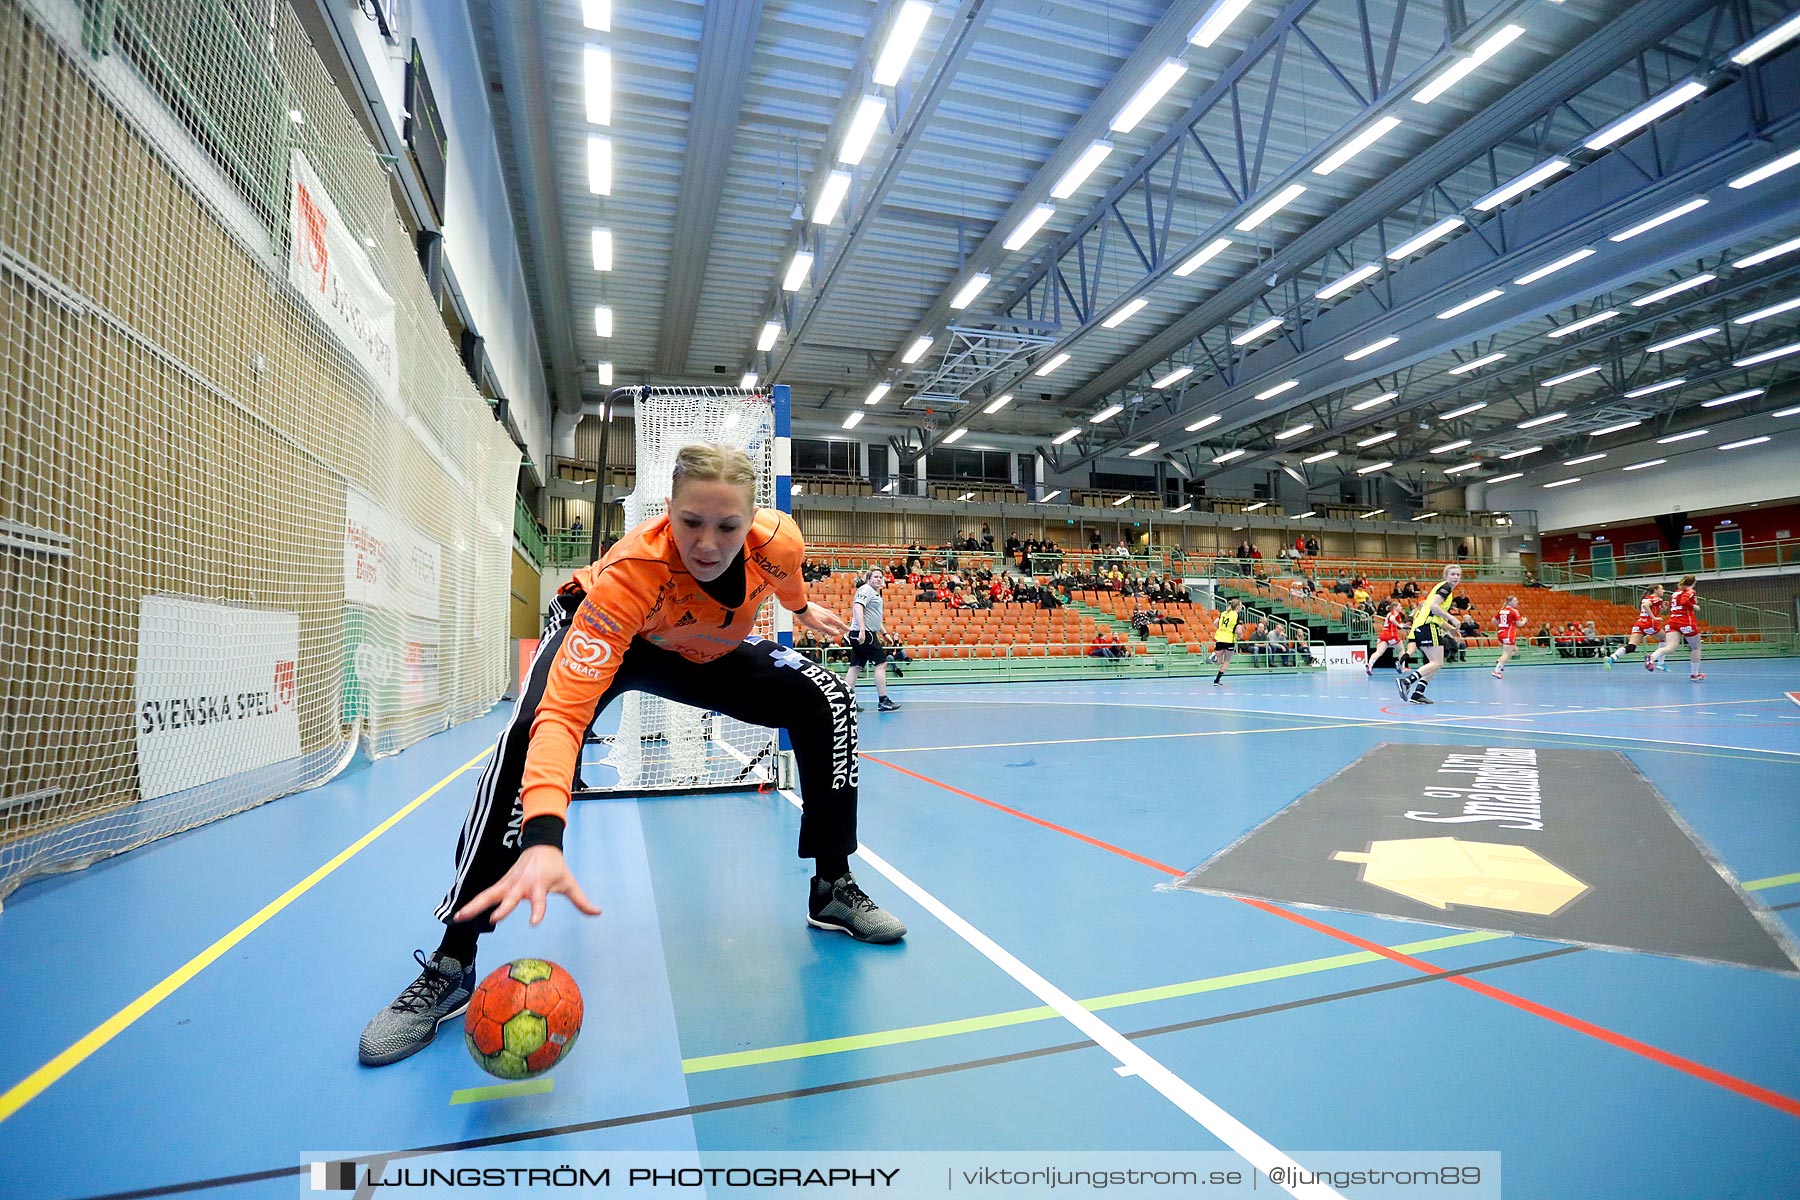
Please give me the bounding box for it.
[674,610,697,627]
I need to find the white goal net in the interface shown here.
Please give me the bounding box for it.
[582,386,794,796]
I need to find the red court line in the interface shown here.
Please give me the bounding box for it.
[860,752,1800,1120]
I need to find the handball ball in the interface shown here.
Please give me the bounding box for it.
[464,958,582,1079]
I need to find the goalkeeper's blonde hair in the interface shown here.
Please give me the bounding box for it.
[670,443,758,506]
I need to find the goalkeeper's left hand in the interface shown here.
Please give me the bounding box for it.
[794,601,849,641]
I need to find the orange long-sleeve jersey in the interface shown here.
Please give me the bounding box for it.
[520,508,809,824]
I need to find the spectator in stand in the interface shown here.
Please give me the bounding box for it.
[1401,579,1421,599]
[569,514,584,541]
[1294,535,1307,559]
[1089,529,1103,552]
[1265,620,1292,667]
[906,542,924,574]
[980,523,994,550]
[1306,535,1321,558]
[1532,622,1553,649]
[1089,629,1126,659]
[1130,606,1154,641]
[1351,581,1371,611]
[1457,542,1470,562]
[1293,623,1314,666]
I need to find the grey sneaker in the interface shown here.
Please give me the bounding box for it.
[808,872,906,943]
[358,949,475,1066]
[877,696,902,712]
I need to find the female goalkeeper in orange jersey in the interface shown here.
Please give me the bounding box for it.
[358,444,905,1068]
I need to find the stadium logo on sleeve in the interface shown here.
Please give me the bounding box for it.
[1170,743,1800,974]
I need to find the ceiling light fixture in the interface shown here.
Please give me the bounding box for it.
[949,273,992,310]
[1437,289,1505,320]
[1514,247,1595,286]
[1582,79,1707,150]
[1052,140,1116,199]
[1232,316,1284,346]
[1645,328,1719,353]
[837,95,888,166]
[1316,263,1379,300]
[812,169,853,224]
[1003,204,1057,250]
[1101,297,1149,328]
[1610,197,1709,242]
[1315,116,1403,175]
[1633,273,1715,306]
[1547,309,1619,338]
[1387,217,1465,260]
[1345,335,1400,361]
[1474,158,1571,211]
[1111,58,1189,133]
[1449,351,1506,374]
[871,0,933,86]
[1173,237,1233,277]
[1235,183,1308,231]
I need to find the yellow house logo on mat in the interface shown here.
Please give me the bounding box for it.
[1333,837,1590,916]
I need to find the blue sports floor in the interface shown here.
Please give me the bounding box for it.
[1,658,1797,1198]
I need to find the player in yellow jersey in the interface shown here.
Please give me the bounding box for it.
[1212,597,1243,686]
[1397,564,1461,704]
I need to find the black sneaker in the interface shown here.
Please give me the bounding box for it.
[877,696,902,712]
[1410,694,1435,704]
[358,949,475,1066]
[807,872,906,943]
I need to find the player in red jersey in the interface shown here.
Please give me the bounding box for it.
[1604,584,1664,667]
[1366,600,1406,676]
[1647,574,1703,679]
[1490,596,1523,678]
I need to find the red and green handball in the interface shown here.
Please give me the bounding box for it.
[464,958,583,1079]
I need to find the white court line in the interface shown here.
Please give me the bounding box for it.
[872,697,1800,759]
[752,781,1335,1194]
[710,742,1337,1197]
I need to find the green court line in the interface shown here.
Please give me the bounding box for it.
[449,1076,556,1105]
[682,870,1799,1076]
[681,930,1501,1074]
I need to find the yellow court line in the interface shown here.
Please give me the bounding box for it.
[0,747,491,1125]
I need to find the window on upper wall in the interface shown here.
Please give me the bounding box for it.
[793,438,861,476]
[925,448,1009,483]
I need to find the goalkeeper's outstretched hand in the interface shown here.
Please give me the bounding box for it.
[455,846,602,927]
[794,602,848,642]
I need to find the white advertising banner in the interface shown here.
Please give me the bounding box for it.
[344,488,443,622]
[134,597,303,801]
[1324,645,1369,671]
[288,149,400,412]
